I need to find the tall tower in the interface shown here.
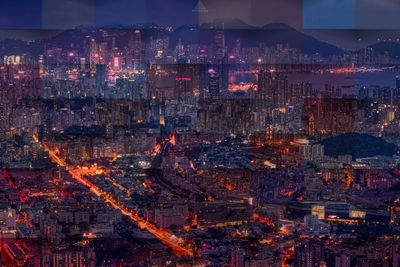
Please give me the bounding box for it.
[133,30,143,65]
[89,39,97,72]
[257,69,272,99]
[215,23,225,61]
[208,69,220,98]
[308,114,315,136]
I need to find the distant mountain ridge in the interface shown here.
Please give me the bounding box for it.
[0,20,346,59]
[199,18,258,30]
[177,20,345,57]
[366,42,400,59]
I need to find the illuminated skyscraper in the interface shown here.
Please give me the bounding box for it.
[133,30,144,65]
[208,70,220,98]
[257,70,272,99]
[89,39,97,72]
[95,64,107,86]
[215,24,225,61]
[231,249,245,267]
[396,76,400,89]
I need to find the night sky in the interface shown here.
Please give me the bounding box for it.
[1,0,400,51]
[304,0,400,30]
[0,0,42,29]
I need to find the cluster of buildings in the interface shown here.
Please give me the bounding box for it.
[1,20,400,267]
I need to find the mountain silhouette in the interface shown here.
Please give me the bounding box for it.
[367,42,400,59]
[196,21,344,57]
[320,133,398,159]
[0,21,345,59]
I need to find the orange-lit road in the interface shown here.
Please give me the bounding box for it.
[32,135,194,257]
